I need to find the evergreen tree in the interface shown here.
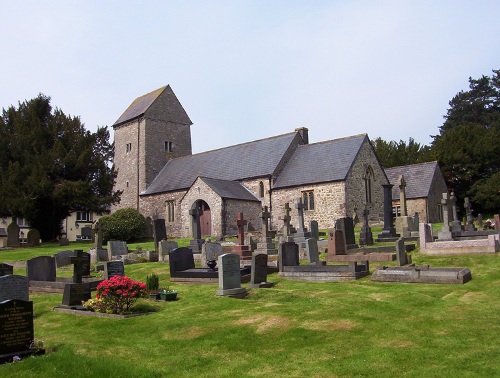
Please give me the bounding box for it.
[0,94,121,240]
[372,137,434,168]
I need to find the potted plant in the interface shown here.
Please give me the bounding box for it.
[146,273,160,300]
[159,286,178,301]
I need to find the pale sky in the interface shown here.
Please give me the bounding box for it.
[1,1,499,153]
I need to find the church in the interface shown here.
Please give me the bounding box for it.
[112,85,389,238]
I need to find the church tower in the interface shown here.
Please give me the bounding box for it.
[112,85,192,210]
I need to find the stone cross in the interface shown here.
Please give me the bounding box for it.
[398,175,407,216]
[295,197,306,230]
[363,207,370,227]
[450,192,459,222]
[282,203,291,236]
[189,207,201,239]
[70,250,88,284]
[441,193,450,226]
[464,197,472,222]
[260,206,270,238]
[236,212,247,246]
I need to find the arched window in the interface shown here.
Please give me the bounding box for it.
[259,181,264,198]
[308,192,315,210]
[364,166,374,203]
[301,190,315,210]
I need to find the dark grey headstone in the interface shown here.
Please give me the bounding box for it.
[169,247,195,276]
[145,217,153,238]
[0,275,29,302]
[310,220,319,240]
[279,242,300,271]
[58,237,70,246]
[81,227,92,239]
[71,250,91,283]
[0,263,14,277]
[306,238,320,264]
[26,256,56,282]
[335,217,356,246]
[396,238,409,266]
[205,242,223,261]
[153,219,167,245]
[54,250,76,267]
[159,240,178,261]
[26,229,40,247]
[107,241,128,260]
[0,300,34,357]
[6,222,20,247]
[218,254,242,290]
[61,283,91,306]
[251,253,268,285]
[104,261,125,279]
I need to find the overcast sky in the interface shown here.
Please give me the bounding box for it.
[1,1,499,153]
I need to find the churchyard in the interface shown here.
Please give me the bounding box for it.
[0,235,499,377]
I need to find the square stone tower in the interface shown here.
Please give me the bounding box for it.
[112,85,192,210]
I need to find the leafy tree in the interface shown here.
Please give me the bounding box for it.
[0,94,121,240]
[97,208,146,243]
[432,69,500,213]
[372,137,434,168]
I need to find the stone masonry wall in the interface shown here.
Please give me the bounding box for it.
[344,138,387,224]
[241,177,271,209]
[427,168,448,223]
[139,190,186,237]
[224,199,262,237]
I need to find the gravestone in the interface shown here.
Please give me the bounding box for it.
[292,198,311,243]
[26,256,56,282]
[81,227,92,240]
[379,184,398,239]
[0,275,29,302]
[61,282,91,307]
[216,253,247,297]
[310,220,319,240]
[54,250,76,267]
[6,222,20,247]
[398,175,407,216]
[145,217,153,238]
[437,193,453,240]
[494,214,500,231]
[478,214,483,228]
[305,238,320,264]
[335,217,356,247]
[419,223,434,249]
[93,225,103,249]
[158,240,178,262]
[169,247,195,276]
[0,300,34,363]
[280,202,292,238]
[254,206,278,255]
[58,237,70,246]
[153,218,167,250]
[107,241,128,260]
[104,261,125,279]
[0,263,14,276]
[71,250,90,283]
[396,238,412,266]
[26,229,40,247]
[326,229,346,260]
[449,192,462,233]
[0,228,6,248]
[189,207,203,253]
[204,242,223,263]
[232,212,252,260]
[249,253,274,288]
[464,197,477,232]
[279,241,300,271]
[358,207,374,246]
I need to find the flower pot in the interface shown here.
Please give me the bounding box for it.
[160,291,178,301]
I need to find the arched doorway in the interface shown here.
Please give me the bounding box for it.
[197,200,212,237]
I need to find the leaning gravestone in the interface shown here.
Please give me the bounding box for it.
[54,250,76,267]
[26,256,56,282]
[104,261,125,279]
[26,229,40,247]
[0,275,29,302]
[159,240,178,262]
[0,299,35,363]
[216,254,247,297]
[107,241,128,260]
[249,253,273,288]
[305,238,320,264]
[6,222,20,247]
[0,263,14,276]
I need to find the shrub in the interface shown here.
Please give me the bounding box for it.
[96,276,147,314]
[97,208,147,243]
[145,273,160,292]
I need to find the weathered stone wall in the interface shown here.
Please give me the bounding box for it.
[270,182,346,231]
[426,167,448,223]
[406,198,428,223]
[139,190,186,237]
[241,177,271,208]
[344,139,387,224]
[224,199,262,236]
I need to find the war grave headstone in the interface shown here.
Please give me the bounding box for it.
[335,217,357,248]
[0,263,14,276]
[0,275,29,302]
[153,218,167,251]
[254,206,278,255]
[107,241,128,261]
[0,299,40,363]
[0,228,8,248]
[292,198,311,244]
[279,240,369,282]
[26,256,56,282]
[310,220,319,240]
[232,212,252,260]
[104,261,125,280]
[358,207,374,246]
[216,253,248,297]
[378,184,398,240]
[189,207,204,254]
[6,222,20,247]
[371,264,472,284]
[249,253,274,288]
[159,240,178,262]
[305,238,321,265]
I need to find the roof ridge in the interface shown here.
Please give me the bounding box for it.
[385,160,438,170]
[298,133,367,147]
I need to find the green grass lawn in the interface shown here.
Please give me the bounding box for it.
[1,240,499,377]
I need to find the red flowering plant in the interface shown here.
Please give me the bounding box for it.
[95,276,147,314]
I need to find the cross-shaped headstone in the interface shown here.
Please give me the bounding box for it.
[282,203,291,235]
[236,212,247,246]
[295,197,306,229]
[441,193,450,225]
[189,207,201,239]
[398,175,407,216]
[363,206,370,228]
[70,250,88,284]
[260,206,270,237]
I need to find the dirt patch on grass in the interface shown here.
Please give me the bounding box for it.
[459,291,487,303]
[235,314,293,334]
[369,292,392,301]
[301,318,357,331]
[441,292,459,300]
[377,339,414,348]
[162,326,206,340]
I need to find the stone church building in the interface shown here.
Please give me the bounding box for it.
[112,85,389,238]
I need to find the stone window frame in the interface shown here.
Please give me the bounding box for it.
[166,200,175,223]
[259,181,265,198]
[164,141,173,153]
[364,165,374,203]
[302,190,315,211]
[126,143,132,154]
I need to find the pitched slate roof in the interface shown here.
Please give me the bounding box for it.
[199,177,260,202]
[142,132,299,195]
[385,161,440,200]
[273,134,368,189]
[114,86,165,127]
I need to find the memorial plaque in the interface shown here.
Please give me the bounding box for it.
[61,283,91,306]
[0,275,29,302]
[0,300,34,356]
[0,263,13,277]
[104,261,125,279]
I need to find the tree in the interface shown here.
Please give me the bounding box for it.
[372,137,434,168]
[0,94,121,240]
[97,208,146,243]
[432,69,500,213]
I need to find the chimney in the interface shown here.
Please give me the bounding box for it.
[295,127,309,144]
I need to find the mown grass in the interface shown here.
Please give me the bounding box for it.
[1,238,499,377]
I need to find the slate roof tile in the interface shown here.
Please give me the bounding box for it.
[199,177,260,202]
[385,161,440,199]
